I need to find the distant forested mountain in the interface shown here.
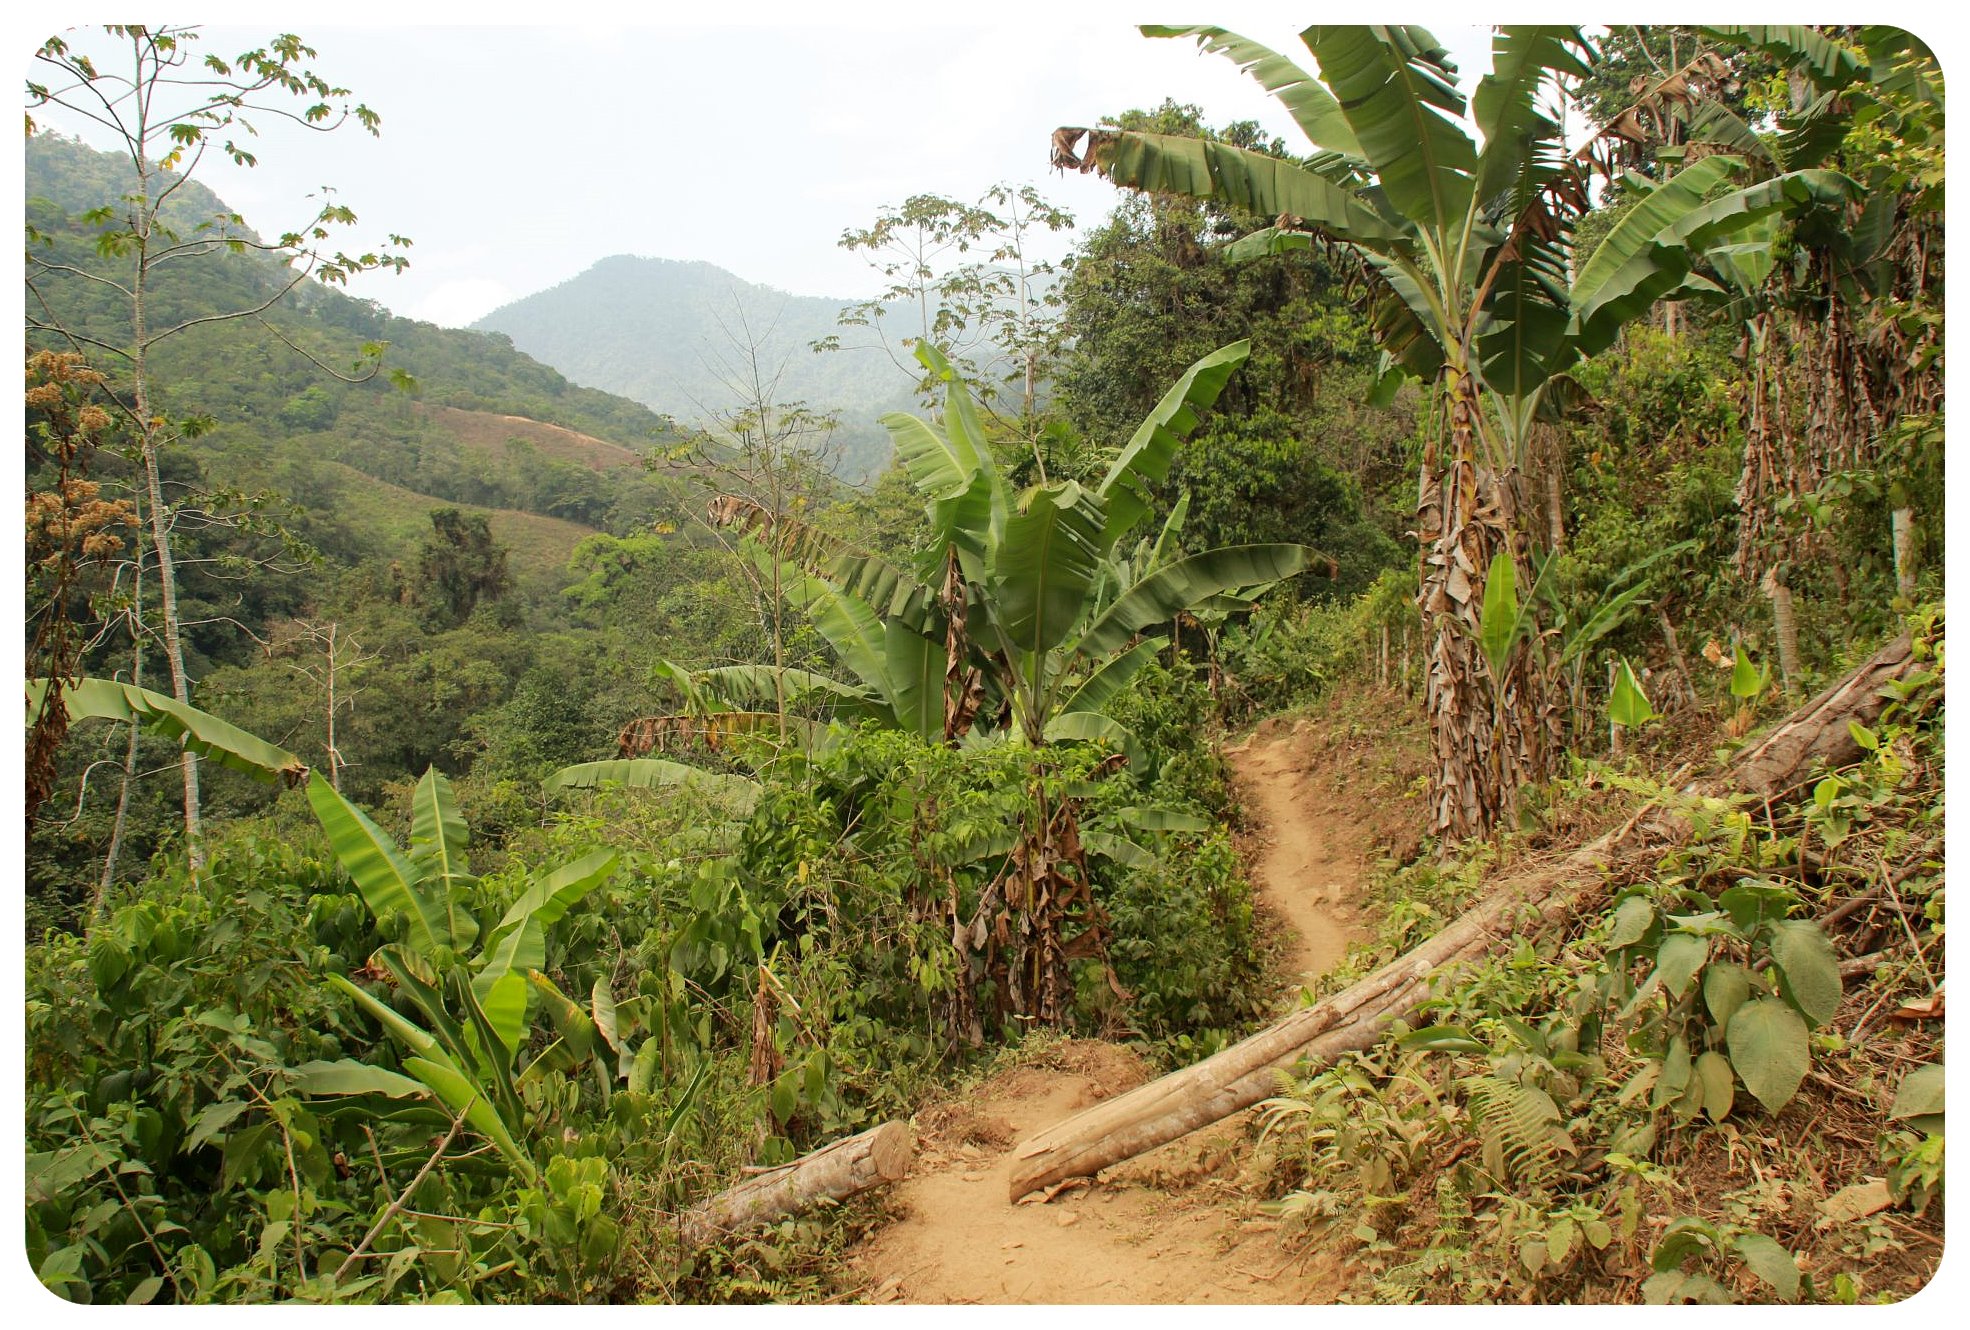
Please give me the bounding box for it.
[473,255,918,482]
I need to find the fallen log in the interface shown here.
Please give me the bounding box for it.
[678,1120,913,1249]
[1008,633,1918,1201]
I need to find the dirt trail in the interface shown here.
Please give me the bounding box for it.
[1222,716,1375,993]
[845,721,1379,1304]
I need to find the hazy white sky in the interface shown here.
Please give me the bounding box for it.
[23,4,1502,327]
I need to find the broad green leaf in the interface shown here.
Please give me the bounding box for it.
[326,973,439,1061]
[1477,549,1522,679]
[308,781,447,958]
[629,1038,661,1096]
[1608,656,1656,728]
[1303,25,1477,238]
[881,621,945,741]
[1111,807,1212,834]
[481,849,620,982]
[1472,26,1591,203]
[1888,1062,1944,1122]
[30,677,308,784]
[685,664,885,716]
[374,947,477,1074]
[592,977,620,1054]
[1092,130,1404,245]
[1654,1035,1693,1109]
[1399,1025,1491,1054]
[1730,644,1766,699]
[1733,1232,1801,1302]
[1767,920,1842,1026]
[993,481,1106,659]
[528,971,596,1061]
[1654,933,1708,1000]
[544,760,761,811]
[1605,895,1657,950]
[1652,1215,1725,1272]
[800,578,896,709]
[400,1056,535,1183]
[1096,341,1250,551]
[1695,1050,1736,1123]
[1726,998,1811,1113]
[1703,962,1754,1029]
[1571,155,1745,355]
[1043,710,1140,762]
[1143,27,1361,155]
[1661,169,1861,254]
[407,768,477,952]
[291,1060,432,1100]
[1075,544,1317,664]
[1719,879,1796,930]
[1058,637,1166,720]
[1700,25,1867,92]
[469,969,530,1071]
[1081,830,1157,870]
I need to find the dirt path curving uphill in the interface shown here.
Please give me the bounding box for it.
[1222,716,1376,994]
[842,718,1383,1304]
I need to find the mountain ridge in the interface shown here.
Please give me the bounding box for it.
[472,253,917,482]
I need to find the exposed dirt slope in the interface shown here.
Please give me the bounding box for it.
[844,721,1385,1304]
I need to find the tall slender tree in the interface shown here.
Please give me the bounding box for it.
[25,25,408,863]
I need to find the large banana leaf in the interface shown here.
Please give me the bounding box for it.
[1362,252,1448,379]
[31,676,307,783]
[918,342,1009,562]
[1097,131,1403,245]
[1475,223,1577,409]
[290,1060,432,1099]
[307,779,452,958]
[686,664,885,719]
[544,759,761,811]
[479,848,620,985]
[1043,709,1139,755]
[882,621,946,741]
[1057,637,1167,719]
[1569,155,1746,355]
[993,482,1107,664]
[1700,25,1866,92]
[1471,26,1591,204]
[803,579,897,711]
[326,973,442,1061]
[407,768,478,952]
[1303,25,1476,239]
[1095,341,1249,552]
[400,1055,536,1182]
[882,410,994,569]
[1661,168,1860,252]
[1142,26,1361,156]
[1074,544,1319,664]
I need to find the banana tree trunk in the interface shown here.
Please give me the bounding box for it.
[1416,370,1552,842]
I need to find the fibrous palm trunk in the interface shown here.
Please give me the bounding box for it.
[1416,369,1553,843]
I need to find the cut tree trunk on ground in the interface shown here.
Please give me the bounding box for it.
[1007,634,1916,1202]
[679,1121,914,1249]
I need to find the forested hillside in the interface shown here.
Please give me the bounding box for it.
[24,23,1944,1309]
[474,255,918,482]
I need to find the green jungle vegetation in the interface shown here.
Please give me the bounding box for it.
[24,22,1944,1305]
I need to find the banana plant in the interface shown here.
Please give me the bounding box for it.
[686,340,1321,758]
[28,682,641,1179]
[1052,23,1858,842]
